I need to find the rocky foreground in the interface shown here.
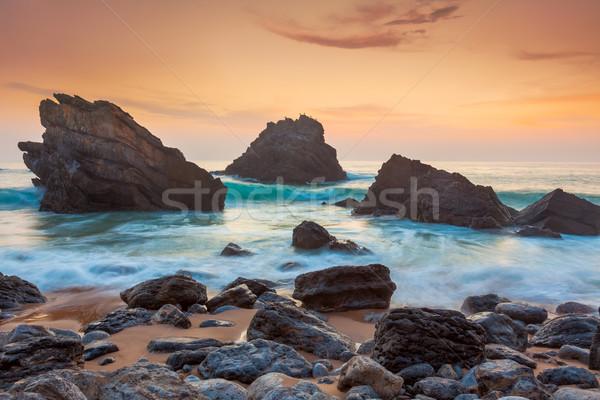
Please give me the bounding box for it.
[1,268,599,400]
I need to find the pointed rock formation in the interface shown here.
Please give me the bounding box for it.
[223,115,346,183]
[353,154,515,228]
[18,94,227,213]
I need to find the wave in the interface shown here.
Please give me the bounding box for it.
[0,187,43,210]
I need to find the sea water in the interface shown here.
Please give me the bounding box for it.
[0,161,599,309]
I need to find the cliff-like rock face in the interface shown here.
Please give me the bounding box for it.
[223,115,346,183]
[18,94,226,213]
[353,154,515,228]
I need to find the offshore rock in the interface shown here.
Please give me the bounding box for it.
[18,93,226,213]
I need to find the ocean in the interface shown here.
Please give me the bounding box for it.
[1,160,599,310]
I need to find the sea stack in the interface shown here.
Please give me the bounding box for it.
[353,154,515,229]
[18,94,227,213]
[223,115,347,184]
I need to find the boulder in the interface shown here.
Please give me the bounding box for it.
[147,337,223,353]
[291,220,370,254]
[188,378,249,400]
[223,115,346,184]
[357,339,375,356]
[437,364,460,380]
[413,377,469,400]
[344,385,379,400]
[516,189,600,236]
[352,154,515,228]
[198,339,312,384]
[531,314,599,348]
[556,301,596,315]
[5,373,87,400]
[462,359,551,399]
[469,312,528,351]
[332,198,360,208]
[460,294,510,315]
[292,264,396,312]
[559,344,590,364]
[222,278,275,297]
[253,292,296,310]
[81,330,110,345]
[398,363,436,386]
[247,373,336,400]
[83,340,119,361]
[120,275,207,311]
[84,308,152,334]
[166,347,219,371]
[516,225,562,238]
[553,387,600,400]
[0,324,83,388]
[485,344,537,368]
[151,304,191,329]
[337,356,404,400]
[205,284,257,312]
[372,307,486,372]
[494,302,548,324]
[537,366,599,389]
[8,368,107,400]
[220,243,255,257]
[247,302,354,360]
[0,273,46,309]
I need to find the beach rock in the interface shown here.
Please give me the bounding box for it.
[559,344,590,364]
[253,292,296,309]
[5,373,87,400]
[398,363,436,386]
[516,225,562,238]
[222,277,275,297]
[205,284,257,312]
[372,307,486,372]
[494,302,548,324]
[223,115,346,184]
[0,324,84,388]
[247,302,355,360]
[83,340,119,361]
[454,395,479,400]
[198,339,312,384]
[332,198,360,208]
[84,308,152,334]
[557,301,596,315]
[553,387,600,400]
[344,385,379,400]
[292,264,396,312]
[537,366,599,389]
[589,324,600,370]
[516,188,600,236]
[211,305,239,315]
[0,273,46,309]
[188,304,208,314]
[247,372,336,400]
[531,314,599,348]
[220,243,255,257]
[147,337,223,353]
[461,294,510,315]
[527,324,541,335]
[199,319,235,328]
[278,261,305,271]
[99,357,115,366]
[328,239,371,255]
[120,274,208,311]
[81,330,110,345]
[413,377,469,400]
[188,378,249,400]
[469,312,528,351]
[357,339,375,356]
[462,359,551,399]
[352,154,515,228]
[18,93,226,213]
[166,347,219,371]
[437,364,460,380]
[312,363,329,377]
[291,220,370,254]
[337,356,404,400]
[485,344,537,368]
[151,304,192,329]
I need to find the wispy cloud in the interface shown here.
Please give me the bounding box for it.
[517,50,596,61]
[385,5,460,25]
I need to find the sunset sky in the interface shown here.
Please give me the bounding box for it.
[1,0,599,162]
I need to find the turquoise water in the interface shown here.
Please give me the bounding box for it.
[0,161,599,309]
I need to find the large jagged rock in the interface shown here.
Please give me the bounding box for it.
[372,307,486,372]
[120,274,207,311]
[352,154,515,228]
[223,115,346,184]
[292,264,396,312]
[0,273,46,309]
[516,189,600,236]
[18,94,227,213]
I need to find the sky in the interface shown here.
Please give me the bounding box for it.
[1,0,599,162]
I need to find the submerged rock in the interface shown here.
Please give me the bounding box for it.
[292,264,396,312]
[332,197,360,208]
[223,115,346,184]
[0,272,46,309]
[291,220,370,254]
[18,93,226,213]
[352,154,515,229]
[516,225,562,238]
[220,243,255,257]
[120,274,207,311]
[372,307,486,372]
[531,314,599,348]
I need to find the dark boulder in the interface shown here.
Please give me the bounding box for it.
[556,301,596,315]
[220,243,255,257]
[516,189,600,236]
[352,154,515,229]
[291,220,370,254]
[151,304,191,329]
[292,264,396,312]
[460,294,510,315]
[223,115,346,184]
[222,277,275,297]
[147,337,223,353]
[398,363,436,386]
[516,225,562,238]
[166,347,219,371]
[253,292,296,310]
[83,340,119,361]
[531,314,599,348]
[332,198,360,208]
[247,302,354,360]
[538,366,599,389]
[469,311,528,351]
[485,344,537,368]
[120,275,207,311]
[84,308,152,334]
[337,356,404,400]
[494,302,548,324]
[372,307,486,372]
[554,387,600,400]
[0,273,46,309]
[205,284,257,312]
[18,93,226,213]
[413,377,469,400]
